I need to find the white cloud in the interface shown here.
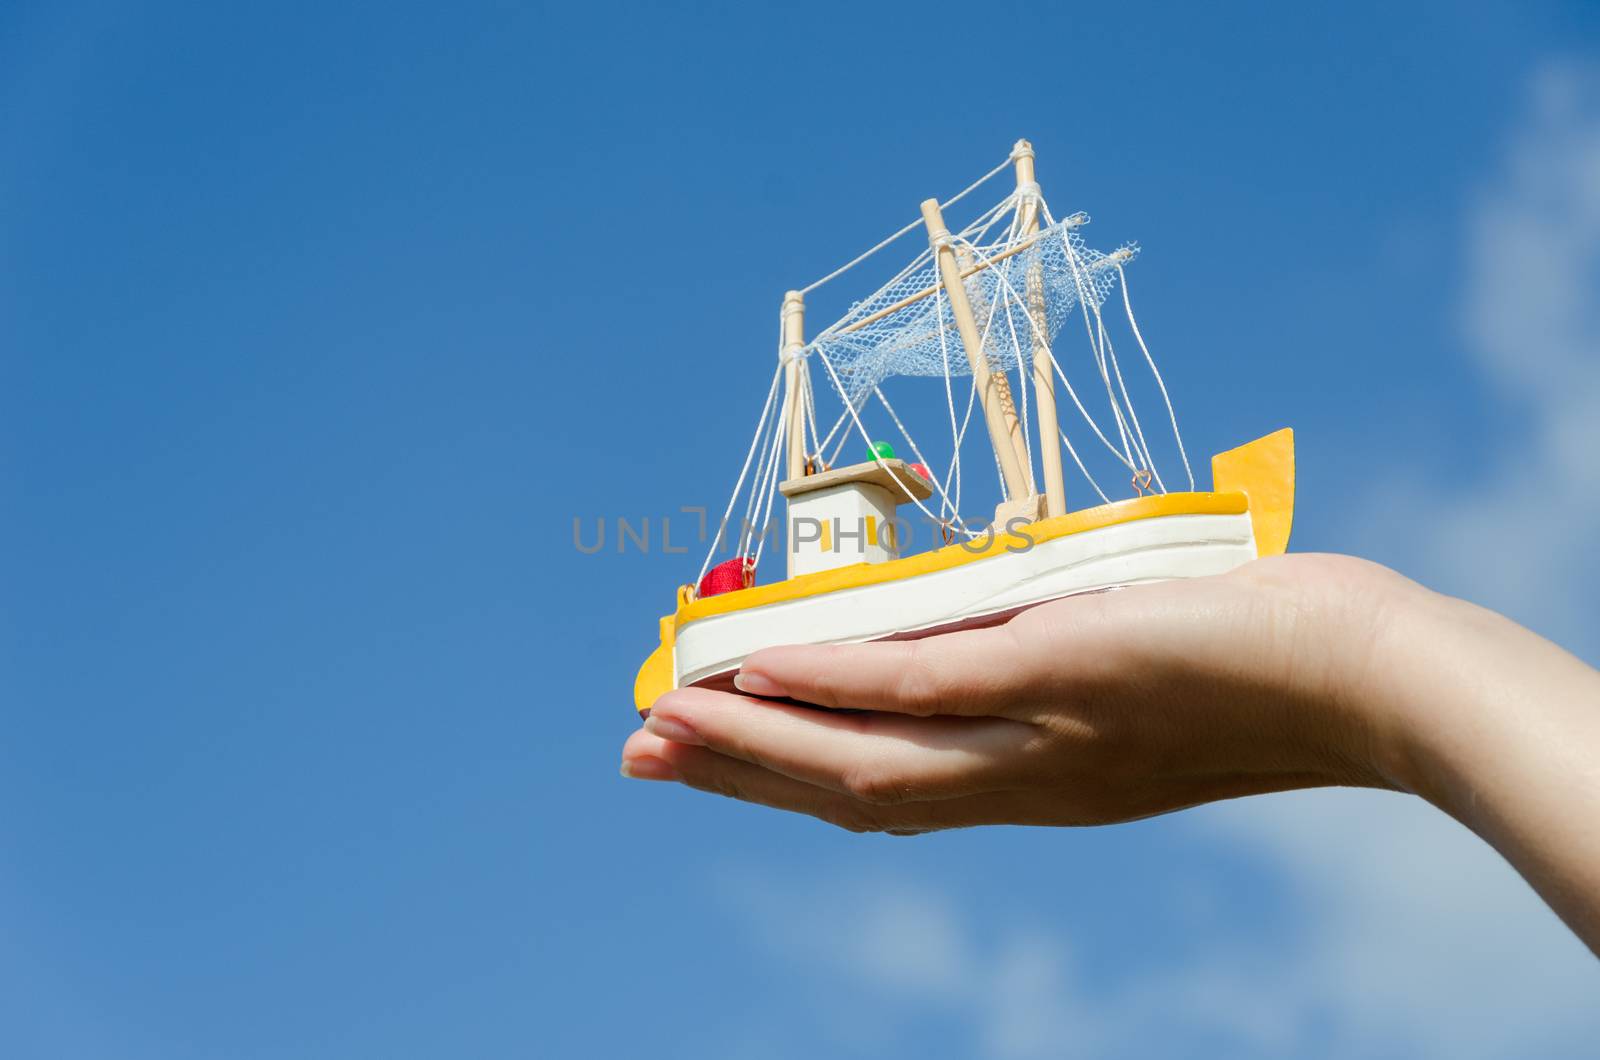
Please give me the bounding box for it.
[1202,789,1600,1054]
[727,872,970,998]
[716,869,1110,1059]
[1205,57,1600,1053]
[721,801,1597,1057]
[717,860,1371,1058]
[1365,63,1600,656]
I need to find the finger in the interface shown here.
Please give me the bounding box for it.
[737,621,1038,717]
[643,686,1032,803]
[621,725,684,781]
[624,728,1036,833]
[625,727,886,829]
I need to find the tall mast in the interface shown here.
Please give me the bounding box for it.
[920,198,1030,501]
[780,290,808,481]
[1013,139,1066,517]
[953,243,1034,493]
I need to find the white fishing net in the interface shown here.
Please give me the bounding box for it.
[806,214,1135,409]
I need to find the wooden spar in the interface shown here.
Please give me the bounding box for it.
[920,198,1029,500]
[828,221,1106,339]
[832,228,1048,337]
[781,291,808,481]
[1014,138,1066,518]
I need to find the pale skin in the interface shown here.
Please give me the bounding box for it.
[621,554,1600,956]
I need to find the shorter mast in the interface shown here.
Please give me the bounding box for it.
[1014,139,1066,517]
[920,198,1029,501]
[780,290,808,482]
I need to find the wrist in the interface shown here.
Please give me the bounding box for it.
[1348,581,1467,802]
[1241,555,1425,793]
[1351,577,1556,815]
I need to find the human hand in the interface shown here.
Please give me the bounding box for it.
[621,554,1411,833]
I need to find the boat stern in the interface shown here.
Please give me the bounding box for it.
[1211,428,1295,557]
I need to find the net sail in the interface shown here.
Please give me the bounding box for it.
[809,215,1131,411]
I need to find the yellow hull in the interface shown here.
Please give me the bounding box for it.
[634,429,1294,714]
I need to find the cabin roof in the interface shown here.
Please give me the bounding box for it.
[778,458,934,504]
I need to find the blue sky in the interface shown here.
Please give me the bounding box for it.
[4,2,1600,1057]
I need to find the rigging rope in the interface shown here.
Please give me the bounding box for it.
[799,154,1015,296]
[700,160,1199,585]
[1118,263,1194,491]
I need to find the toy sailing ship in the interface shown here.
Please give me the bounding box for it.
[635,140,1294,714]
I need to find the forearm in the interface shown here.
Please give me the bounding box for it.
[1369,587,1600,954]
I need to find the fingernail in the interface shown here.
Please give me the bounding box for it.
[644,714,703,746]
[733,670,786,698]
[621,755,679,782]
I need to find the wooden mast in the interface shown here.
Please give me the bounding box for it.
[953,243,1033,493]
[1013,139,1067,517]
[920,198,1029,501]
[780,290,808,482]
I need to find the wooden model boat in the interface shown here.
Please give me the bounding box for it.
[636,141,1294,715]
